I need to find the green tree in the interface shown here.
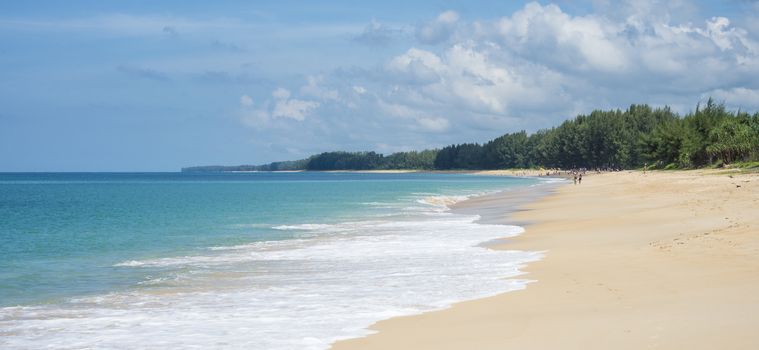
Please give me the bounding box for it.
[482,131,529,168]
[706,118,755,164]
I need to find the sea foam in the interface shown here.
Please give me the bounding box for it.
[0,193,542,350]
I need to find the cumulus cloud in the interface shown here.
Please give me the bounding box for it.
[383,44,568,115]
[416,10,460,44]
[704,87,759,110]
[377,1,759,123]
[240,94,253,106]
[240,108,271,128]
[385,48,444,84]
[239,95,270,127]
[235,1,759,154]
[270,88,320,121]
[272,88,291,100]
[272,98,319,121]
[376,99,451,133]
[353,20,399,46]
[488,2,759,83]
[417,117,450,132]
[240,88,320,125]
[494,3,629,72]
[300,75,340,101]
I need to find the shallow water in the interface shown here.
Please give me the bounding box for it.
[0,172,547,349]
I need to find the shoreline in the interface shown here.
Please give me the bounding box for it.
[184,169,567,177]
[332,170,759,349]
[450,178,565,226]
[329,176,565,348]
[0,172,552,349]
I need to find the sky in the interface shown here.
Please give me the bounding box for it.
[1,1,758,171]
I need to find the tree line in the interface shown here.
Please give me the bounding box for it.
[181,159,307,172]
[183,100,759,172]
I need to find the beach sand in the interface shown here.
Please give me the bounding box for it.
[332,170,759,349]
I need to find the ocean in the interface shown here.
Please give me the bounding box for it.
[0,172,548,349]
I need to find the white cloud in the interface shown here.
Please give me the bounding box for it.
[382,1,759,120]
[353,20,403,46]
[376,99,450,133]
[495,2,628,72]
[416,10,460,44]
[272,99,320,121]
[272,88,291,100]
[438,11,459,24]
[300,75,340,101]
[239,95,270,127]
[385,48,444,84]
[240,108,270,128]
[705,87,759,110]
[240,86,320,125]
[383,44,568,116]
[377,99,419,118]
[417,117,449,132]
[704,17,735,51]
[240,94,253,106]
[270,87,320,121]
[235,1,759,156]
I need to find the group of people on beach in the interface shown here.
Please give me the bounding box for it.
[539,166,630,185]
[573,170,583,185]
[537,168,584,185]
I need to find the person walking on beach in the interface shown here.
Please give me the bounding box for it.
[578,174,582,184]
[573,173,577,185]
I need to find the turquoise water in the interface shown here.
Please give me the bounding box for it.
[1,172,535,306]
[0,172,544,349]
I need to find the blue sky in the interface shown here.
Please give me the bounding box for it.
[1,0,758,171]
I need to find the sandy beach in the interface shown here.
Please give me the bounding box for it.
[333,170,759,349]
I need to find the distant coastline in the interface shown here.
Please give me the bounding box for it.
[183,100,759,174]
[181,168,564,178]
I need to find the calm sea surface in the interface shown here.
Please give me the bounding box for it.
[0,172,546,349]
